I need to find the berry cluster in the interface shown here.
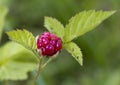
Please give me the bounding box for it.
[37,32,62,56]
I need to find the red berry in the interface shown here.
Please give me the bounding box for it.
[40,47,46,56]
[42,37,49,47]
[50,39,57,47]
[46,44,55,56]
[37,32,62,57]
[56,39,62,51]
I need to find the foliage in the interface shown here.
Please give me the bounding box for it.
[0,0,119,85]
[43,10,115,65]
[64,10,115,42]
[64,42,82,65]
[44,17,64,40]
[0,42,37,80]
[7,29,36,50]
[7,10,115,66]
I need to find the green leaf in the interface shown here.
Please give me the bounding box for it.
[0,42,38,80]
[0,6,8,41]
[0,61,37,80]
[64,10,116,42]
[6,29,36,50]
[64,42,83,65]
[44,17,64,40]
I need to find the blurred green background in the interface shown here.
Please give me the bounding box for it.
[0,0,120,85]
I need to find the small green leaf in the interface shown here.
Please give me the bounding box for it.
[6,29,36,50]
[64,42,83,65]
[0,42,38,80]
[64,10,116,42]
[44,17,64,40]
[0,6,8,41]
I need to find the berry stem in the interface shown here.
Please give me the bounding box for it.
[32,50,41,59]
[41,58,52,69]
[41,55,57,69]
[32,56,43,85]
[32,50,58,85]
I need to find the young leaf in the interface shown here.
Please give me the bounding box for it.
[0,6,8,41]
[64,10,116,42]
[0,42,38,80]
[64,42,83,65]
[6,29,36,50]
[44,17,64,40]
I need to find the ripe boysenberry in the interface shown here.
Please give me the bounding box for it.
[37,32,62,56]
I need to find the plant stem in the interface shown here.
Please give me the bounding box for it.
[41,58,52,69]
[42,55,58,69]
[32,50,40,61]
[32,50,58,85]
[32,57,43,85]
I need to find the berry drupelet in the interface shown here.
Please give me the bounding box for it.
[37,32,62,56]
